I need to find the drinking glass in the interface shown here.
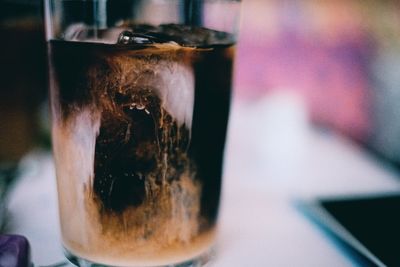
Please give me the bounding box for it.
[45,0,241,266]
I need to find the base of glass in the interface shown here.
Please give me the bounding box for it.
[64,246,215,267]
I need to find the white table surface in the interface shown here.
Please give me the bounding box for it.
[6,94,400,267]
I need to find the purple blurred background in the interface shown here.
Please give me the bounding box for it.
[235,0,400,166]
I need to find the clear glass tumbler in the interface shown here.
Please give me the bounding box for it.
[45,0,241,266]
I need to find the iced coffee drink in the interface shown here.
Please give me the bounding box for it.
[49,23,234,266]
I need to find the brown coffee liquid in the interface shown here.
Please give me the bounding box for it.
[49,24,234,265]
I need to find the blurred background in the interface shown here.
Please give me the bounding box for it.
[2,0,400,266]
[235,0,400,165]
[0,0,47,164]
[0,0,47,232]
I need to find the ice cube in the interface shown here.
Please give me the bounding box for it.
[62,23,233,46]
[63,23,88,41]
[117,31,161,45]
[63,23,130,44]
[158,24,233,46]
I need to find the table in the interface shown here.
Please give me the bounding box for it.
[6,95,400,266]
